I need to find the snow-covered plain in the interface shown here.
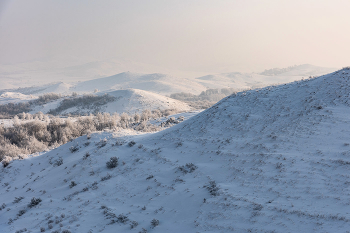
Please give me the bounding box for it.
[1,68,350,232]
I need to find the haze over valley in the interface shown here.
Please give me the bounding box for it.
[0,0,349,232]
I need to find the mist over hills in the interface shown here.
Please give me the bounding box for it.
[0,64,338,96]
[70,72,205,96]
[1,68,350,232]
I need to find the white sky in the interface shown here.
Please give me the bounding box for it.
[0,0,349,73]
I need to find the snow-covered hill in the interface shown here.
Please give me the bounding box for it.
[1,68,350,232]
[99,89,192,114]
[70,72,205,96]
[32,89,192,115]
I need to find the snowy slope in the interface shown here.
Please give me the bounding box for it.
[1,68,350,232]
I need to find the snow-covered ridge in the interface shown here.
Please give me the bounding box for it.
[1,68,350,232]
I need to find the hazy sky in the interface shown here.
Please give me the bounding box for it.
[0,0,349,72]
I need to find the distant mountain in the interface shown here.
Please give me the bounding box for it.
[259,64,336,76]
[71,72,205,95]
[0,64,339,100]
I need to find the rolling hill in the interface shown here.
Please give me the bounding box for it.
[1,68,350,232]
[31,89,192,115]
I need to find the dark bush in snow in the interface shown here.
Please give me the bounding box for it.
[15,228,28,233]
[69,181,77,188]
[116,214,129,224]
[13,196,24,204]
[204,181,219,196]
[28,197,42,208]
[100,173,112,181]
[69,145,79,153]
[177,163,197,174]
[83,152,90,160]
[53,157,63,167]
[62,230,72,233]
[106,157,119,169]
[17,209,26,217]
[128,140,136,147]
[2,160,10,168]
[96,139,107,148]
[151,219,160,228]
[0,203,6,211]
[130,220,138,229]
